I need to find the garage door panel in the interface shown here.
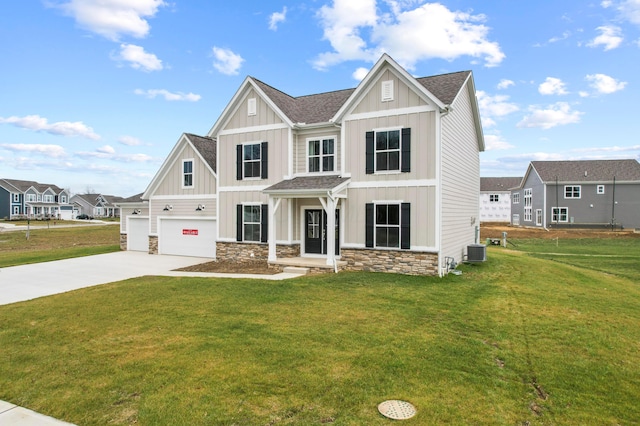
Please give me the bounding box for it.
[128,217,149,252]
[159,218,216,258]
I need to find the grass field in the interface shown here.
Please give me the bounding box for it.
[0,224,120,267]
[1,237,639,425]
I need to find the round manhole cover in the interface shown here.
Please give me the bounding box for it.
[378,400,416,420]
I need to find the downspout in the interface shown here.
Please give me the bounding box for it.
[611,176,616,230]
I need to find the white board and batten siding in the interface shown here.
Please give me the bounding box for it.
[440,85,482,268]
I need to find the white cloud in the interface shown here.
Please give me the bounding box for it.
[54,0,166,41]
[548,31,571,43]
[587,25,623,50]
[97,145,116,154]
[352,67,369,81]
[538,77,568,95]
[0,114,100,140]
[615,0,640,25]
[476,90,519,127]
[116,44,163,72]
[134,88,201,101]
[269,7,287,30]
[76,148,155,163]
[212,47,244,75]
[497,79,514,90]
[0,143,66,158]
[313,1,504,70]
[483,133,514,151]
[517,102,583,129]
[118,135,144,146]
[585,73,627,94]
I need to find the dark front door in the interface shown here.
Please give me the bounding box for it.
[305,209,340,255]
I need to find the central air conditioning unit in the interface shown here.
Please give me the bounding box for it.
[467,244,486,263]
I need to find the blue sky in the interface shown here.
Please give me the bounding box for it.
[1,0,638,196]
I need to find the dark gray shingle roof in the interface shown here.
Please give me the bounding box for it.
[481,177,522,192]
[252,70,470,125]
[185,133,217,173]
[264,175,350,193]
[0,178,64,193]
[531,160,640,183]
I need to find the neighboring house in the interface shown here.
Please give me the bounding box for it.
[141,133,217,257]
[510,159,640,229]
[114,193,149,252]
[196,53,484,276]
[0,178,72,219]
[71,193,124,218]
[480,177,522,222]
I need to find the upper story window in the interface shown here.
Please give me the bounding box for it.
[381,80,394,102]
[565,185,581,199]
[61,195,67,203]
[26,193,36,202]
[247,98,256,116]
[512,193,520,204]
[37,194,42,201]
[489,194,500,203]
[308,138,335,173]
[43,194,53,203]
[365,128,411,174]
[12,194,19,202]
[597,185,605,194]
[183,159,194,188]
[237,142,268,180]
[524,188,532,222]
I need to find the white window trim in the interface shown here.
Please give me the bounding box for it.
[564,185,581,199]
[381,80,394,102]
[182,159,194,189]
[13,194,19,202]
[535,209,543,226]
[247,97,257,116]
[242,141,263,180]
[523,188,532,222]
[306,136,336,174]
[373,127,402,174]
[512,193,520,204]
[242,202,262,243]
[597,185,605,194]
[489,194,500,203]
[374,201,402,249]
[552,207,569,223]
[13,206,19,214]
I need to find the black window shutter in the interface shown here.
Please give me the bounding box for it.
[365,203,374,248]
[401,128,411,173]
[365,131,374,174]
[236,145,243,180]
[261,142,268,179]
[261,204,268,243]
[401,203,410,249]
[236,204,243,241]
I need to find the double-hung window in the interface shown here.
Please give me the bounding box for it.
[44,194,53,203]
[552,207,568,222]
[512,193,520,204]
[524,188,532,222]
[236,204,268,243]
[597,185,605,195]
[365,202,410,250]
[183,159,194,188]
[489,194,499,203]
[237,142,268,180]
[308,138,335,173]
[13,194,19,202]
[564,185,581,199]
[365,128,411,174]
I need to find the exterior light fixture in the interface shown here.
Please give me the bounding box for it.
[196,204,205,211]
[163,204,172,211]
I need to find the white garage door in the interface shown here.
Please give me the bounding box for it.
[159,218,216,258]
[127,217,149,252]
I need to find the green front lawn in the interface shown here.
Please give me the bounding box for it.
[1,248,639,425]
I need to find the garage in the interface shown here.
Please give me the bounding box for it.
[127,216,150,252]
[159,218,216,258]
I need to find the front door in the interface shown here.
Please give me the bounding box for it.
[305,209,339,255]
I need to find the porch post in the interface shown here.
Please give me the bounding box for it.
[325,195,336,266]
[268,196,277,262]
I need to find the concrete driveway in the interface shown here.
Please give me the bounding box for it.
[0,251,213,306]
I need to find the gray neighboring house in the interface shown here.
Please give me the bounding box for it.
[0,178,72,219]
[70,193,125,218]
[510,159,640,229]
[114,192,150,252]
[480,177,522,222]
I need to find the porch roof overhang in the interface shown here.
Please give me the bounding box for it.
[263,175,350,198]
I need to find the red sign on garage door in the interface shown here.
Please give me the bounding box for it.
[182,229,198,236]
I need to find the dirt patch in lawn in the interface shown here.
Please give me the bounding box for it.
[481,223,640,240]
[175,260,278,274]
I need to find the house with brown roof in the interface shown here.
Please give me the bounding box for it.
[134,54,485,275]
[0,178,72,219]
[510,159,640,229]
[480,177,522,222]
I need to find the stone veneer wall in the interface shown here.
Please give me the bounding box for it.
[120,233,127,250]
[216,241,300,262]
[148,235,158,254]
[340,248,439,276]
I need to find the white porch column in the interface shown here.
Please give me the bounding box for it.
[324,195,336,266]
[268,196,282,262]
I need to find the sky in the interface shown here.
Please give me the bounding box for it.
[1,0,639,197]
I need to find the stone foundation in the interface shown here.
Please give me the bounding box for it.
[341,248,439,276]
[216,241,300,262]
[148,235,158,254]
[120,233,127,250]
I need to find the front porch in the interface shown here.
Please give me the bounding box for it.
[269,256,347,274]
